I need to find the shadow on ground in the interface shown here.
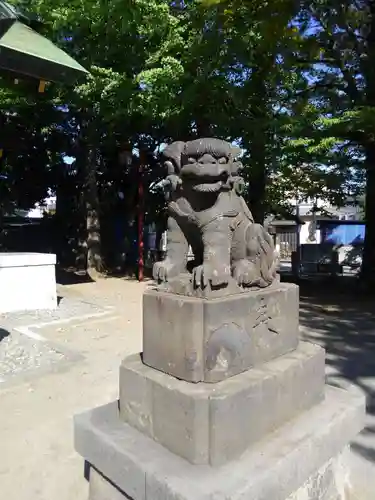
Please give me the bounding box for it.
[294,277,375,465]
[0,328,10,342]
[56,268,94,286]
[55,266,155,286]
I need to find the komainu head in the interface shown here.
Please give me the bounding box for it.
[177,138,241,193]
[160,138,244,194]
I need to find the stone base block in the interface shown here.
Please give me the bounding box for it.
[142,282,299,383]
[89,468,126,500]
[87,452,352,500]
[0,252,57,313]
[74,386,365,500]
[119,342,325,465]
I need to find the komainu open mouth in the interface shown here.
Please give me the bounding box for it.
[192,181,224,192]
[181,168,230,193]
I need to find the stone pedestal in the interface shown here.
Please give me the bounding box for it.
[0,252,57,313]
[74,283,365,500]
[119,342,324,465]
[75,387,364,500]
[143,283,299,383]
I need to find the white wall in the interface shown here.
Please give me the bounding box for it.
[289,197,362,220]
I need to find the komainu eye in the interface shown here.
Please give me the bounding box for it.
[218,157,227,164]
[188,157,196,163]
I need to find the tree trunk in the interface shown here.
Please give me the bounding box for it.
[85,147,104,279]
[360,145,375,288]
[246,160,267,224]
[360,5,375,289]
[243,53,273,225]
[55,166,69,266]
[245,105,268,224]
[195,114,212,137]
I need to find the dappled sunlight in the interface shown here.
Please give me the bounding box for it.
[297,279,375,466]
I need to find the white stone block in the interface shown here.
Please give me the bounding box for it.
[0,252,57,313]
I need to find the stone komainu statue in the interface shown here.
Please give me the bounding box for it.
[153,138,277,296]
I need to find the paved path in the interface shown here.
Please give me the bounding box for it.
[0,277,374,499]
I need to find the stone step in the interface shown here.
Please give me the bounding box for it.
[119,341,325,465]
[74,385,365,500]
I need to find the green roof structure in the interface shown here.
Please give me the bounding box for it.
[0,1,89,84]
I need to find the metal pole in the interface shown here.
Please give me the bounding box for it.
[138,156,144,282]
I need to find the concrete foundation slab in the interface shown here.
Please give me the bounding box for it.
[142,283,299,383]
[74,385,365,500]
[119,342,325,465]
[0,252,57,313]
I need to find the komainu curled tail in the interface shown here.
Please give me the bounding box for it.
[245,223,278,288]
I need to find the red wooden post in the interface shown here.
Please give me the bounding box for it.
[138,154,145,282]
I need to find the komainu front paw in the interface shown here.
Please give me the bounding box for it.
[153,258,185,282]
[232,259,258,286]
[192,262,231,289]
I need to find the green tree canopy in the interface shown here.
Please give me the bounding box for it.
[1,0,372,283]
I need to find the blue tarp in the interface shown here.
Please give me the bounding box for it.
[322,223,365,245]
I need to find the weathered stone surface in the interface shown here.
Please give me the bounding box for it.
[120,354,209,465]
[89,467,130,500]
[143,282,299,383]
[288,448,353,500]
[87,452,353,500]
[74,385,365,500]
[119,342,325,465]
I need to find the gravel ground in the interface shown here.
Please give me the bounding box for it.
[1,296,108,327]
[0,295,108,383]
[0,330,65,383]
